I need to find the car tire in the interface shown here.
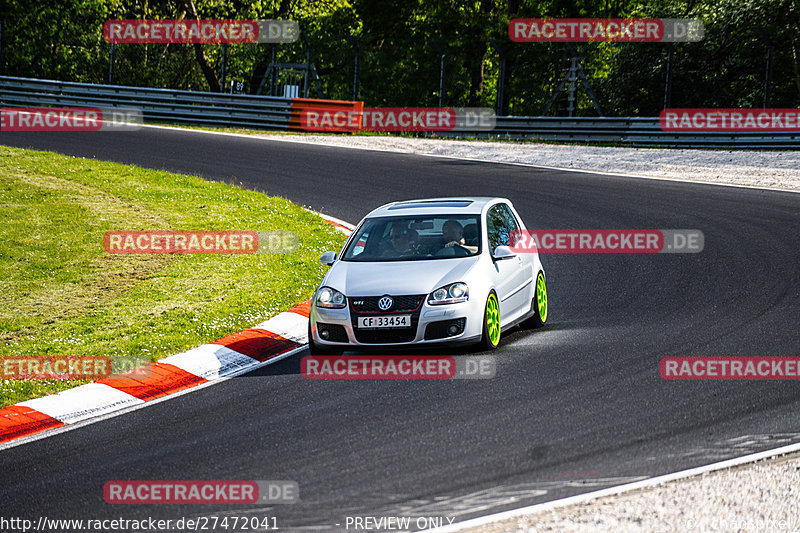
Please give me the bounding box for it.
[522,271,548,329]
[308,322,343,355]
[479,291,502,350]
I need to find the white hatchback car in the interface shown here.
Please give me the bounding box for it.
[308,197,547,353]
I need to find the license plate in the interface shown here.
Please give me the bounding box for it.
[357,315,411,329]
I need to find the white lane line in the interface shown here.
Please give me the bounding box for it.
[426,441,800,532]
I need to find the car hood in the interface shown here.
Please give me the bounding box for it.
[324,257,481,296]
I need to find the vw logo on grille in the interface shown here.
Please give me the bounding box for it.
[378,296,394,311]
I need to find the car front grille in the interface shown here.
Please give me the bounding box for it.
[350,294,424,344]
[353,326,417,344]
[349,294,425,314]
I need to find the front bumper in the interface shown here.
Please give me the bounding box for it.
[310,297,482,348]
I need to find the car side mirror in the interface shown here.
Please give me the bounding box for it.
[319,251,337,266]
[492,245,516,260]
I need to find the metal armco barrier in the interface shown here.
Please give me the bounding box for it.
[0,76,360,131]
[457,116,800,148]
[0,76,797,147]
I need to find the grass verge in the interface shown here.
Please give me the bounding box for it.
[0,146,347,407]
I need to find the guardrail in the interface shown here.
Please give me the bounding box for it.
[0,76,296,130]
[0,76,797,147]
[468,116,800,148]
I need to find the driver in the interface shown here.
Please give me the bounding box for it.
[441,220,478,254]
[384,224,417,256]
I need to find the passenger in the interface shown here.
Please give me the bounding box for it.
[441,220,478,254]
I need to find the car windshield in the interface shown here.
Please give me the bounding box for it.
[342,215,481,262]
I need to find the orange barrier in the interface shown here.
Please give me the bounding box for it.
[289,98,363,131]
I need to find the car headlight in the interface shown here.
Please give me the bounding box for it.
[316,287,346,309]
[428,282,469,305]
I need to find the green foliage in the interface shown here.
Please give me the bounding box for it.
[597,0,800,114]
[0,0,797,114]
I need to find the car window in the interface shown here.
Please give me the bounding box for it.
[498,204,520,233]
[342,215,481,261]
[349,230,368,257]
[486,204,515,254]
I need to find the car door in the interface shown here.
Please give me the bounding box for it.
[486,204,533,324]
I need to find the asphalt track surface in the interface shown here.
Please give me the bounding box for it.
[2,129,800,531]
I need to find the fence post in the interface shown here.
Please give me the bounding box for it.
[764,44,774,108]
[439,54,446,107]
[489,39,505,116]
[352,39,360,101]
[221,43,228,92]
[663,44,673,109]
[108,43,116,84]
[303,32,311,98]
[497,55,505,115]
[270,46,277,96]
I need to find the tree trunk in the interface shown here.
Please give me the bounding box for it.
[466,40,487,106]
[466,0,493,106]
[501,0,522,115]
[180,0,220,92]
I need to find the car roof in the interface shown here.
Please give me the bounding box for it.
[365,197,507,218]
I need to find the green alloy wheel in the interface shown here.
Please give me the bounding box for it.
[536,272,548,324]
[523,271,548,329]
[480,291,501,350]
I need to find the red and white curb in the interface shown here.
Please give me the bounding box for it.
[0,214,353,447]
[307,209,355,235]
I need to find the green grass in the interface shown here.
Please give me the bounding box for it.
[0,147,347,407]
